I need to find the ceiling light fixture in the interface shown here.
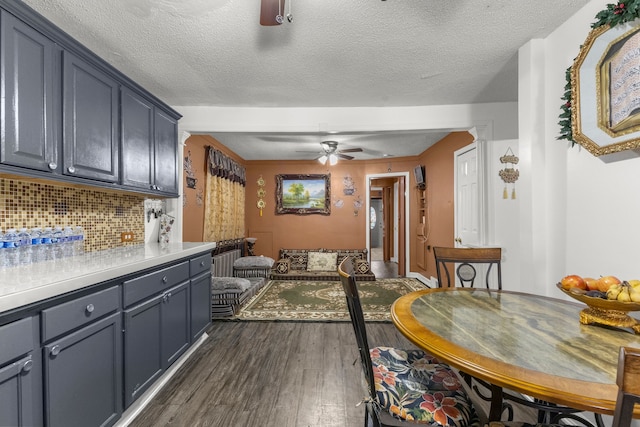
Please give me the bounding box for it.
[329,154,339,166]
[318,155,328,165]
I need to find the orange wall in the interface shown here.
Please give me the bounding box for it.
[415,131,474,278]
[245,161,369,259]
[182,132,473,274]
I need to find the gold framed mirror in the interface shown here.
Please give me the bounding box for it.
[572,19,640,156]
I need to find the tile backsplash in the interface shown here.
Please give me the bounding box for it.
[0,178,145,252]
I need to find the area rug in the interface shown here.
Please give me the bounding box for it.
[236,278,426,322]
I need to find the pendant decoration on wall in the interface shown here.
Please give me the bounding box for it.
[353,195,363,216]
[184,150,197,189]
[343,175,355,195]
[196,187,204,206]
[498,147,519,199]
[257,176,266,216]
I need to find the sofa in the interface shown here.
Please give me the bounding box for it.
[270,248,375,281]
[210,249,274,317]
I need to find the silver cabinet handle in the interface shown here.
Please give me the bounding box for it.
[162,276,168,283]
[86,303,95,313]
[200,261,205,267]
[22,359,33,373]
[50,345,61,357]
[67,166,76,174]
[48,162,57,170]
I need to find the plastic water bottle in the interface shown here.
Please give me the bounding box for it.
[3,228,20,267]
[0,230,4,267]
[17,228,32,265]
[30,227,43,263]
[41,227,54,261]
[52,226,64,259]
[73,226,85,255]
[62,226,74,257]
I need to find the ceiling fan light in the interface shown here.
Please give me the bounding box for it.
[318,155,328,165]
[329,154,338,165]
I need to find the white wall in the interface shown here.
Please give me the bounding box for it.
[518,0,640,298]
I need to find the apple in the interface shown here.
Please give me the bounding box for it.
[596,276,622,293]
[560,275,587,290]
[584,277,599,291]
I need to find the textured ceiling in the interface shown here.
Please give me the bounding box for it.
[22,0,591,160]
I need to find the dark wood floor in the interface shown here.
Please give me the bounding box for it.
[129,321,411,427]
[370,260,398,278]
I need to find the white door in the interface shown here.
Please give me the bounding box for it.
[454,142,481,247]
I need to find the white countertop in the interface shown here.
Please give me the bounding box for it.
[0,242,216,314]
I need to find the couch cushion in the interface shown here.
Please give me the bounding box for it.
[211,277,252,292]
[234,256,275,269]
[280,249,312,271]
[307,251,338,271]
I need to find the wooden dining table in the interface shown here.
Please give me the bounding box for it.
[391,287,640,422]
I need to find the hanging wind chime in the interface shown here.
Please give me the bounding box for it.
[499,147,519,199]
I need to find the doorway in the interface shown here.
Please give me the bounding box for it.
[366,172,409,278]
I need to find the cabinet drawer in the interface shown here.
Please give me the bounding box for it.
[123,261,189,307]
[41,285,120,342]
[190,253,212,277]
[0,317,34,365]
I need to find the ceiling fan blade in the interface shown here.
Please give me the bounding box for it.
[337,153,354,160]
[260,0,284,26]
[338,148,363,153]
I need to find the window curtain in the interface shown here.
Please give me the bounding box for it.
[203,147,246,243]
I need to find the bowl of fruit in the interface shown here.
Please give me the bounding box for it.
[557,275,640,333]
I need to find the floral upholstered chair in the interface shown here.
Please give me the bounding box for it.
[338,257,481,427]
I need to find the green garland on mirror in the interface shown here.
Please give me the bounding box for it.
[557,0,640,146]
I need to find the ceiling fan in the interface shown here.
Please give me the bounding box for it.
[260,0,292,26]
[317,141,363,165]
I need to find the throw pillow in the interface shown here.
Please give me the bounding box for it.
[356,259,371,274]
[274,258,290,274]
[307,251,338,271]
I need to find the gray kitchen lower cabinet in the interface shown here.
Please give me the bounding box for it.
[124,280,190,408]
[43,311,122,427]
[0,317,42,427]
[190,271,211,341]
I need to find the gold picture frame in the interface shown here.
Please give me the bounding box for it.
[572,19,640,156]
[275,174,331,215]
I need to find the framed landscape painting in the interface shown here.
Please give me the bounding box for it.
[275,174,331,215]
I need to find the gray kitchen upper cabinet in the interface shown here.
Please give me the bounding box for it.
[62,51,119,183]
[121,87,179,196]
[0,10,59,173]
[153,108,179,195]
[121,87,154,190]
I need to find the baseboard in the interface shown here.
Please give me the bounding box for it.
[405,272,435,287]
[114,332,209,427]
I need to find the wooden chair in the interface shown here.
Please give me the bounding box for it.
[433,246,502,289]
[338,257,483,427]
[612,346,640,426]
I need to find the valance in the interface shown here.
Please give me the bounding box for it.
[207,146,246,185]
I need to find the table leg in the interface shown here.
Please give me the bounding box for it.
[489,384,504,422]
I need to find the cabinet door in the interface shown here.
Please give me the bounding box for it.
[153,108,178,195]
[43,312,122,427]
[62,51,119,182]
[0,10,58,172]
[121,87,154,190]
[162,281,190,368]
[123,293,163,408]
[190,271,211,341]
[0,355,38,427]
